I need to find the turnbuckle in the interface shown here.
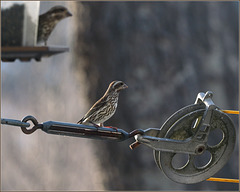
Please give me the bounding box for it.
[1,116,144,142]
[41,121,144,142]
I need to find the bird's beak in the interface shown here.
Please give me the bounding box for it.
[67,11,72,17]
[122,84,128,89]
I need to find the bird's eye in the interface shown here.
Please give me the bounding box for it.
[119,82,123,86]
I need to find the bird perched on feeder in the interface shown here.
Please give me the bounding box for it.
[77,81,128,129]
[37,5,72,46]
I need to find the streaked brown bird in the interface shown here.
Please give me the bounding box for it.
[77,81,128,128]
[37,5,72,46]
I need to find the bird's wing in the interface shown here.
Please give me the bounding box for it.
[78,96,108,123]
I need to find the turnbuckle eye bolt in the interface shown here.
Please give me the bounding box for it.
[195,145,206,155]
[21,115,41,134]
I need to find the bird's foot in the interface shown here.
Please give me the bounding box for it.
[105,126,118,132]
[93,124,100,131]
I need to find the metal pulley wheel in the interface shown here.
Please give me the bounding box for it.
[153,103,236,184]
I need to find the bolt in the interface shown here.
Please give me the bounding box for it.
[196,145,205,154]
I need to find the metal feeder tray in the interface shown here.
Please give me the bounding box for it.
[1,46,69,62]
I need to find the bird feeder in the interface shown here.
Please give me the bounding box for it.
[1,1,69,62]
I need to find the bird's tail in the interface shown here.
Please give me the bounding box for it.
[77,118,83,124]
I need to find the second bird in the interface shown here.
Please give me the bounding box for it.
[37,5,72,46]
[77,81,128,128]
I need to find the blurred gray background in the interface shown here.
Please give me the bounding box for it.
[1,1,239,191]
